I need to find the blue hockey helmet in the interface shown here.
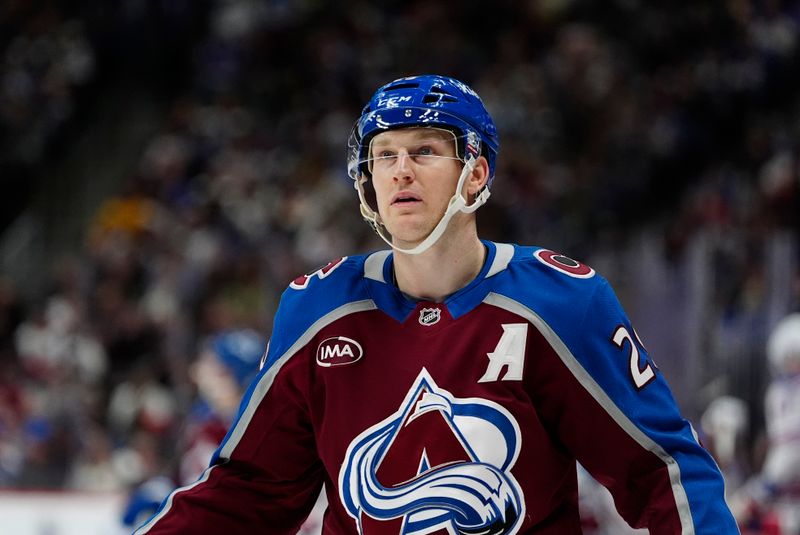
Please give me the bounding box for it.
[347,74,500,185]
[210,329,265,388]
[348,75,500,255]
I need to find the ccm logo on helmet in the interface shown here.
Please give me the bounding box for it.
[377,95,412,108]
[316,336,363,367]
[534,249,595,279]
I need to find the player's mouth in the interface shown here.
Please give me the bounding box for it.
[391,191,422,205]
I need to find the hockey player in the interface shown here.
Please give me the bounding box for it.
[762,314,800,505]
[135,75,738,534]
[732,313,800,534]
[122,329,264,530]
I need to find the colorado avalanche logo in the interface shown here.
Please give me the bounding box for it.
[339,369,524,534]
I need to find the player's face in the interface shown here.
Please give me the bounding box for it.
[369,128,465,246]
[191,350,243,417]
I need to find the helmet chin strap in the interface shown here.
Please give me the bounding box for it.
[356,155,490,255]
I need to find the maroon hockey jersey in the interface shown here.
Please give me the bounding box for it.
[135,242,738,534]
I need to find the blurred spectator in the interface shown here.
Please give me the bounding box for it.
[701,395,751,494]
[0,5,95,163]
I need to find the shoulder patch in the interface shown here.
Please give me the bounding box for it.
[316,336,363,367]
[533,249,595,279]
[290,257,348,290]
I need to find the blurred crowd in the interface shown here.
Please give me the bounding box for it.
[0,2,94,164]
[1,0,800,533]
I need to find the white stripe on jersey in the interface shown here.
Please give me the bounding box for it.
[220,299,377,459]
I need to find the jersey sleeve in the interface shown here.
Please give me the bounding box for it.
[134,296,324,534]
[542,278,739,534]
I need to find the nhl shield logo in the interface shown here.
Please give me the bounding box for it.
[418,307,441,326]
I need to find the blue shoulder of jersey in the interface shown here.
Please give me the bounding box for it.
[491,245,609,351]
[263,254,373,370]
[492,245,737,531]
[491,243,665,419]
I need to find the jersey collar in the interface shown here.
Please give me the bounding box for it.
[363,241,514,322]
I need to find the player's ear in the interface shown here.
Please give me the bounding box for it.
[466,156,490,196]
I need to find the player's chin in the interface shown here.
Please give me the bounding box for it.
[386,211,424,227]
[385,221,431,246]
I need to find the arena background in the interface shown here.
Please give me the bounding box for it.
[0,1,798,533]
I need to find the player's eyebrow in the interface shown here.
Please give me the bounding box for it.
[371,129,451,148]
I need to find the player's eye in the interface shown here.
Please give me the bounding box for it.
[371,149,395,159]
[413,146,434,157]
[369,151,395,171]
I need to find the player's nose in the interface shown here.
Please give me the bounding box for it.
[392,150,414,182]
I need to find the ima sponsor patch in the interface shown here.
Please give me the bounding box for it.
[316,336,363,367]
